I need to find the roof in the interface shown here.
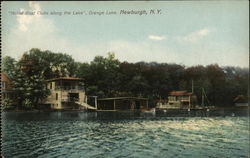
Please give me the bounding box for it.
[2,89,15,93]
[1,73,12,90]
[1,73,11,81]
[98,97,148,101]
[47,77,84,82]
[156,99,168,103]
[233,95,247,103]
[169,91,193,96]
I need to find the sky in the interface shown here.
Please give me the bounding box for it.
[2,1,249,67]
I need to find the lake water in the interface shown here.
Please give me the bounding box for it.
[2,110,249,158]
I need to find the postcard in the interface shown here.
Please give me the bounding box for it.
[1,1,249,158]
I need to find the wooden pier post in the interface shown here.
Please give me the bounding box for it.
[189,95,191,109]
[94,96,97,109]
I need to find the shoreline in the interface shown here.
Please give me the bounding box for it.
[2,106,248,113]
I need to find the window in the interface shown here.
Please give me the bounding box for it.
[50,83,52,89]
[1,81,6,89]
[56,93,58,100]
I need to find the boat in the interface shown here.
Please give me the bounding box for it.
[141,108,156,113]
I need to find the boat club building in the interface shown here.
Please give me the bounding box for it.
[168,91,197,108]
[43,77,96,110]
[1,73,16,101]
[97,97,148,111]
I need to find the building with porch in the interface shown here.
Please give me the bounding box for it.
[43,77,96,110]
[168,91,197,109]
[233,95,248,107]
[1,73,16,102]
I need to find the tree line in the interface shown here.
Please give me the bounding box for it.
[2,48,248,109]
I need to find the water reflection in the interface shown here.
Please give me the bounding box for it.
[3,109,248,121]
[2,110,249,158]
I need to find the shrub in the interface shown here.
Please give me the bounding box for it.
[22,99,34,109]
[2,99,15,110]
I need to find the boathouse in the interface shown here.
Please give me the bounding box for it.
[156,99,168,106]
[233,95,248,107]
[1,73,17,102]
[43,77,96,110]
[97,97,148,111]
[168,91,197,108]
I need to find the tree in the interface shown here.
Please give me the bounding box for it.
[222,66,248,106]
[20,48,78,79]
[83,53,121,97]
[10,48,80,109]
[3,48,249,109]
[11,63,50,109]
[205,64,227,106]
[2,98,15,110]
[128,74,150,97]
[2,56,17,79]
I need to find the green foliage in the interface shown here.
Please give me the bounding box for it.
[22,99,33,109]
[10,63,49,108]
[80,53,121,97]
[20,48,78,79]
[4,49,56,109]
[1,99,15,110]
[3,48,249,108]
[2,56,17,79]
[77,53,248,106]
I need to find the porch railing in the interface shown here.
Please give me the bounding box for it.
[55,86,84,91]
[61,97,80,102]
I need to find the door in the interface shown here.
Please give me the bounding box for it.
[69,93,79,102]
[135,100,141,110]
